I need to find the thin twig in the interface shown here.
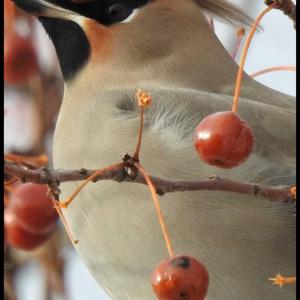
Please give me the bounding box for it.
[4,160,294,203]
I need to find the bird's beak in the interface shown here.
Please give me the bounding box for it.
[13,0,79,19]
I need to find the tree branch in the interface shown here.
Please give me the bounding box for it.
[266,0,296,28]
[4,159,294,203]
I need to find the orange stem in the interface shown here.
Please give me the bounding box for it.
[134,162,175,258]
[231,27,245,60]
[133,90,152,160]
[5,153,49,167]
[232,4,275,113]
[269,274,296,287]
[133,106,144,160]
[283,277,296,285]
[51,197,79,245]
[231,36,243,60]
[250,66,296,78]
[58,163,124,208]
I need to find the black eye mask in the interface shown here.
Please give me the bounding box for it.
[12,0,150,81]
[48,0,149,25]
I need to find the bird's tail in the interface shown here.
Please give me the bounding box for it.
[195,0,257,27]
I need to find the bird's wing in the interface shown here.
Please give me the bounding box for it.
[53,87,295,300]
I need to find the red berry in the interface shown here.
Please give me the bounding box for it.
[151,255,209,300]
[9,183,58,234]
[4,208,53,251]
[193,111,254,168]
[4,33,38,84]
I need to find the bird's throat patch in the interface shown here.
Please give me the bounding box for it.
[38,17,90,81]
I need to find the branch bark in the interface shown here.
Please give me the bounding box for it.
[266,0,296,28]
[4,159,294,203]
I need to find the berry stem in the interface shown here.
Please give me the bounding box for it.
[50,196,79,245]
[231,27,245,60]
[269,274,296,287]
[232,3,275,113]
[250,65,296,77]
[133,105,144,160]
[5,153,49,167]
[133,90,152,160]
[134,161,175,258]
[58,163,124,209]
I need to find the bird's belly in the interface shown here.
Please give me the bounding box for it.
[52,87,295,299]
[57,178,295,300]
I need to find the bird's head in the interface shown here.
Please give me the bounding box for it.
[13,0,252,90]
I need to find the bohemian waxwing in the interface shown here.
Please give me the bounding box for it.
[14,0,295,299]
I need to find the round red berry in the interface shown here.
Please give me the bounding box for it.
[4,183,58,251]
[9,183,58,235]
[193,111,254,168]
[4,33,38,84]
[151,255,209,300]
[4,208,53,251]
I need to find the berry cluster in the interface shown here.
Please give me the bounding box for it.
[4,0,39,85]
[4,33,39,84]
[4,183,58,251]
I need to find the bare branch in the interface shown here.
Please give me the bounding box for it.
[266,0,296,28]
[4,159,294,203]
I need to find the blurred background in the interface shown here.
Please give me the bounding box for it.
[4,0,296,300]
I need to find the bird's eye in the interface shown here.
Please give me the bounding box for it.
[106,3,132,22]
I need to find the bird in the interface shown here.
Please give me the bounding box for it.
[13,0,295,299]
